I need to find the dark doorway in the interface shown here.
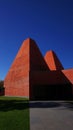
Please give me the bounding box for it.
[32,84,72,100]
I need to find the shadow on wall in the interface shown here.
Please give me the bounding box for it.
[30,71,73,101]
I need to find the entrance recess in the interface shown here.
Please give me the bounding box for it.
[33,84,72,100]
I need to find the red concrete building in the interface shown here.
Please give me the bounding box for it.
[4,38,73,100]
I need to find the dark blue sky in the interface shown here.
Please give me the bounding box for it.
[0,0,73,80]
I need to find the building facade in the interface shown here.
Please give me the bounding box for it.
[4,38,73,100]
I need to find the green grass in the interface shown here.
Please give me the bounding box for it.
[0,96,29,130]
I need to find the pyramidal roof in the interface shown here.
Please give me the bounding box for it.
[9,38,49,72]
[44,50,64,70]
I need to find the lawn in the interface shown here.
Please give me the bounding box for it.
[0,96,29,130]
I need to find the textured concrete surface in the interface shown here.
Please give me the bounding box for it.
[30,101,73,130]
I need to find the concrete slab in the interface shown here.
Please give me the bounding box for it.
[29,101,73,130]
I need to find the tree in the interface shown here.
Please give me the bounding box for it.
[0,80,4,88]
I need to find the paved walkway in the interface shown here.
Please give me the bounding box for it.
[29,101,73,130]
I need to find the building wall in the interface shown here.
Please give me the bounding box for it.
[4,38,73,99]
[4,39,30,97]
[44,51,64,70]
[29,69,73,99]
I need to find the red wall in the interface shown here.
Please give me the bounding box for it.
[44,50,64,70]
[4,39,30,97]
[30,69,73,85]
[30,69,73,97]
[4,38,73,99]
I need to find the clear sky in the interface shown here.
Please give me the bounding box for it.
[0,0,73,80]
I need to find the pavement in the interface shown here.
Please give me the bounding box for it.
[29,101,73,130]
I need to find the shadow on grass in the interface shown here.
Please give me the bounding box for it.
[0,99,29,112]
